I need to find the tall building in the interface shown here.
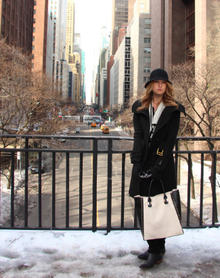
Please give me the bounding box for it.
[150,0,195,73]
[65,0,82,105]
[111,0,128,55]
[127,0,150,97]
[110,36,131,107]
[128,0,136,23]
[65,0,75,63]
[32,0,49,73]
[0,0,34,52]
[91,26,110,107]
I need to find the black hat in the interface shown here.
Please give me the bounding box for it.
[144,68,172,88]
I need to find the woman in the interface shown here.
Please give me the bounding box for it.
[129,68,185,268]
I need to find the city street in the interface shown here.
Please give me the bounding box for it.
[28,122,134,229]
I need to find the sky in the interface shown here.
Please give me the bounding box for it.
[74,0,112,104]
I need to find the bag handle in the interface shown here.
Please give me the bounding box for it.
[148,179,168,207]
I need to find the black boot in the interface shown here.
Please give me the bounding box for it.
[139,253,163,268]
[138,247,165,260]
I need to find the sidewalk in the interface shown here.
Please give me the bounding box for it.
[0,228,220,277]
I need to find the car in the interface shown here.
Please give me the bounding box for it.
[102,126,109,134]
[94,118,105,125]
[101,124,106,130]
[30,160,46,174]
[87,120,93,125]
[91,121,96,127]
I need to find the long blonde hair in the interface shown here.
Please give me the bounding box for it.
[137,81,178,111]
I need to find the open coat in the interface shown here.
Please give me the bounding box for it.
[129,100,185,198]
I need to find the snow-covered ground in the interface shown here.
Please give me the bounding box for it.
[0,228,220,277]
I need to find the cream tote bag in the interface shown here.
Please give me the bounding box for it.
[135,180,184,240]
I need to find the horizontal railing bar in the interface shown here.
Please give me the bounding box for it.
[0,134,134,141]
[0,148,133,154]
[2,134,220,141]
[2,148,220,155]
[0,223,219,231]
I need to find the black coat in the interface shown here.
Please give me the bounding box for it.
[129,100,185,198]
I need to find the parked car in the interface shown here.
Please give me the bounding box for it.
[30,160,46,174]
[102,126,109,134]
[91,121,96,127]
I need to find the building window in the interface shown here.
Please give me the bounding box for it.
[34,9,36,14]
[2,15,5,26]
[144,18,151,25]
[144,28,151,34]
[32,45,35,50]
[143,76,150,83]
[125,61,130,67]
[186,0,195,60]
[144,47,151,53]
[33,18,36,23]
[140,3,144,9]
[32,63,34,68]
[144,57,151,63]
[3,0,6,10]
[34,1,36,5]
[144,38,151,43]
[32,36,35,41]
[32,54,34,59]
[144,67,151,73]
[33,27,35,32]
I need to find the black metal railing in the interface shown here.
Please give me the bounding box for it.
[0,134,219,231]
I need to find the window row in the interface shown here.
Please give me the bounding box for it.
[144,48,151,53]
[144,37,151,43]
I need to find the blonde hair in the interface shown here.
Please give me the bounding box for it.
[137,81,178,111]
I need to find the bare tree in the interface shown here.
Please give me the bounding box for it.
[0,39,76,188]
[0,39,75,147]
[171,1,220,222]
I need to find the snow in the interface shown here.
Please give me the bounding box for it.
[0,228,220,277]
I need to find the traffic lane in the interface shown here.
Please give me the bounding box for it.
[64,123,133,152]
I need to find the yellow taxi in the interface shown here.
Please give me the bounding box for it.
[91,121,96,127]
[102,126,109,134]
[101,124,106,130]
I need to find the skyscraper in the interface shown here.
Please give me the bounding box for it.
[111,0,128,55]
[32,0,49,73]
[65,0,82,104]
[65,0,75,63]
[0,0,34,53]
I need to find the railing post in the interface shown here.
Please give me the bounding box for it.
[52,152,56,228]
[107,138,112,233]
[79,152,83,228]
[10,151,14,227]
[212,152,217,225]
[187,153,191,227]
[38,152,42,227]
[66,152,69,228]
[92,138,98,232]
[121,153,125,228]
[24,137,28,227]
[199,153,204,226]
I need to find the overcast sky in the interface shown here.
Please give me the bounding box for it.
[74,0,112,103]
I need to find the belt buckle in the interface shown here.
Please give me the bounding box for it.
[156,148,164,156]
